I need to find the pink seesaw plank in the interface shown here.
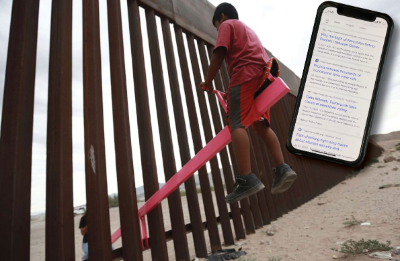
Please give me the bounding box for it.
[111,77,290,245]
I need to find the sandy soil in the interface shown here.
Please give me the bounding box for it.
[30,139,400,261]
[201,140,399,261]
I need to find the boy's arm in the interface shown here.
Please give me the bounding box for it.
[199,47,227,92]
[80,226,87,236]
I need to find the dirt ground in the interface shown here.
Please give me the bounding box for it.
[211,139,400,261]
[30,139,400,261]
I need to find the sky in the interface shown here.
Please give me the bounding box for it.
[0,0,398,213]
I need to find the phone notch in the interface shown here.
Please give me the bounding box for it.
[337,5,376,22]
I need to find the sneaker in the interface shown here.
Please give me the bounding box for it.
[225,173,265,203]
[271,163,297,194]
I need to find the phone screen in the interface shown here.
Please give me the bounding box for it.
[290,6,388,162]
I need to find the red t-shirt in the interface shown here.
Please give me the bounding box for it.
[214,20,269,88]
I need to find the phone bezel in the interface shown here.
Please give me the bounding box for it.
[286,1,394,167]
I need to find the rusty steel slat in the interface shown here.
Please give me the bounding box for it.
[254,134,279,221]
[295,98,331,198]
[258,140,284,219]
[261,121,293,214]
[270,99,301,210]
[198,41,246,242]
[298,155,317,203]
[174,26,221,253]
[338,165,350,183]
[258,120,285,219]
[126,1,169,259]
[0,0,40,260]
[289,94,321,203]
[186,35,235,246]
[145,10,190,261]
[266,105,290,216]
[331,165,341,187]
[290,154,315,204]
[231,130,264,228]
[205,46,227,122]
[274,99,299,212]
[224,137,256,234]
[220,61,230,91]
[285,95,315,204]
[82,0,113,260]
[285,95,319,201]
[45,0,75,260]
[324,165,334,191]
[211,47,257,235]
[163,20,208,258]
[247,132,270,226]
[106,0,144,260]
[315,161,328,196]
[333,160,345,187]
[276,109,298,212]
[319,159,333,191]
[228,143,256,234]
[267,99,296,211]
[205,44,247,240]
[305,141,328,196]
[248,128,279,221]
[266,114,294,214]
[281,95,310,206]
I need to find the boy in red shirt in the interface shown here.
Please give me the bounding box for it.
[200,3,297,203]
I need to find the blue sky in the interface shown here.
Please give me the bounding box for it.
[0,0,398,213]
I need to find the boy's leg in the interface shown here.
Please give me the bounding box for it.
[231,128,251,175]
[225,81,266,204]
[253,121,284,166]
[225,127,265,203]
[254,121,297,194]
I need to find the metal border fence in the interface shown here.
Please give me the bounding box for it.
[0,0,383,260]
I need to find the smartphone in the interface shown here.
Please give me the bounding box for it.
[286,1,393,167]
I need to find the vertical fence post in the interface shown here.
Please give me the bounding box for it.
[198,41,246,242]
[277,96,306,207]
[106,0,144,260]
[203,44,246,241]
[186,35,235,246]
[82,0,113,260]
[214,58,256,235]
[174,26,222,253]
[163,19,209,258]
[0,0,40,260]
[126,1,169,259]
[248,134,271,226]
[264,107,287,218]
[145,10,190,261]
[213,58,264,229]
[253,134,279,221]
[248,128,274,224]
[262,103,293,213]
[45,0,74,260]
[282,95,314,204]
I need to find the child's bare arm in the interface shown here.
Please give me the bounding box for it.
[199,47,227,92]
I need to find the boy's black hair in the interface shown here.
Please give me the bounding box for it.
[212,3,239,27]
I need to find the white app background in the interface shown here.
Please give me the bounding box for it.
[292,7,388,161]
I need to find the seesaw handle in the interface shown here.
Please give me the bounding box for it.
[212,90,227,113]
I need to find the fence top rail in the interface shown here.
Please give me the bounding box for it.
[137,0,217,45]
